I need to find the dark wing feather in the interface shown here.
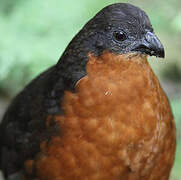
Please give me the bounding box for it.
[0,65,63,177]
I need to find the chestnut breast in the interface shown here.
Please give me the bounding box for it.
[27,52,176,180]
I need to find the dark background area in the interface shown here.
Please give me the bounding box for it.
[0,0,180,179]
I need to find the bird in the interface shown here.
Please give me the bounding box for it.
[0,3,176,180]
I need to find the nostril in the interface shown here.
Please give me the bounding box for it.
[145,32,153,42]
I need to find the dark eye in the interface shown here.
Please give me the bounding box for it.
[113,31,127,41]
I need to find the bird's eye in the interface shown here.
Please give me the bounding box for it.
[113,31,127,41]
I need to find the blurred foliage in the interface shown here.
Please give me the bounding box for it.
[171,99,181,180]
[171,99,181,139]
[162,63,181,82]
[172,12,181,32]
[0,0,23,15]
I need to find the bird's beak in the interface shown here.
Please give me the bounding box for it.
[132,32,165,58]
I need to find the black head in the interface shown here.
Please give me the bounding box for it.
[57,3,165,88]
[65,3,164,58]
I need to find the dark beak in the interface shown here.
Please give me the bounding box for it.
[132,32,165,58]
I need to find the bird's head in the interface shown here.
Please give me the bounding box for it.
[58,3,165,86]
[71,3,164,58]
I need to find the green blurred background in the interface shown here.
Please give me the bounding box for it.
[0,0,180,179]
